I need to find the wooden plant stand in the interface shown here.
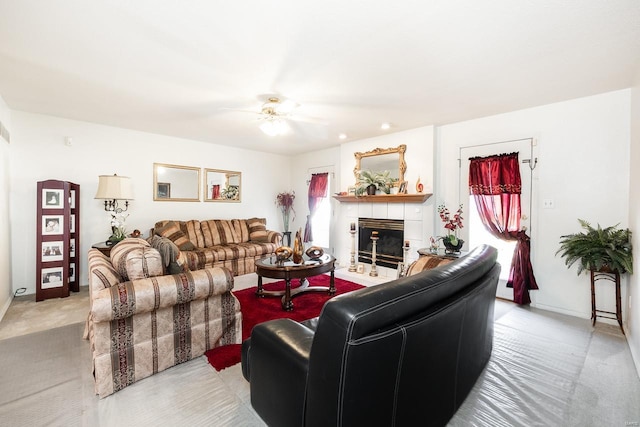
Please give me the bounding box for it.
[590,269,624,335]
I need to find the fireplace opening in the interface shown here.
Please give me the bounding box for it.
[358,218,404,269]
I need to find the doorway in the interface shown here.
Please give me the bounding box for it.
[308,172,332,251]
[459,138,535,300]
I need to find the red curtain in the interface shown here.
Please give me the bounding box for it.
[304,173,328,242]
[469,152,538,305]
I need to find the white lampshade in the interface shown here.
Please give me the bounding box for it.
[94,174,134,200]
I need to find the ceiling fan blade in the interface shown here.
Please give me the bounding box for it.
[285,114,329,126]
[288,120,329,140]
[217,107,262,115]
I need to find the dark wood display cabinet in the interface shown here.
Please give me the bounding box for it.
[35,180,80,301]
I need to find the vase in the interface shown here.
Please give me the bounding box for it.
[292,229,304,264]
[366,184,377,195]
[443,238,464,254]
[282,210,290,232]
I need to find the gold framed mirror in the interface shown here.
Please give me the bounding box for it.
[354,144,407,185]
[153,163,201,202]
[204,168,242,202]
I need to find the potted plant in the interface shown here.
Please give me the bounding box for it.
[556,219,633,275]
[437,204,464,253]
[356,170,393,195]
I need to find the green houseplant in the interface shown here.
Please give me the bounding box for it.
[556,219,633,275]
[356,170,393,195]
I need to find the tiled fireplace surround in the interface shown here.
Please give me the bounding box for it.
[338,201,429,279]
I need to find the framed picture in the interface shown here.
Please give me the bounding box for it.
[69,263,76,282]
[398,181,408,194]
[70,214,76,233]
[70,190,76,209]
[347,186,356,196]
[70,238,76,257]
[42,241,64,262]
[42,215,64,235]
[43,189,64,209]
[41,267,64,289]
[157,182,171,199]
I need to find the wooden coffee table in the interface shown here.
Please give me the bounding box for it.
[255,253,336,311]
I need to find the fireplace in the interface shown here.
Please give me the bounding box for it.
[358,218,404,269]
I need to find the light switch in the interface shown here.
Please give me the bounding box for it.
[543,199,554,209]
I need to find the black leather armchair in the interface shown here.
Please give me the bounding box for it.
[241,245,500,427]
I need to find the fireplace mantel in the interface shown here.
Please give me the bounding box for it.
[333,193,431,203]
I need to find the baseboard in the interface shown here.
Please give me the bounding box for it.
[626,331,640,380]
[531,301,590,320]
[0,294,12,323]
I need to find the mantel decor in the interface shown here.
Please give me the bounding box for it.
[333,193,432,204]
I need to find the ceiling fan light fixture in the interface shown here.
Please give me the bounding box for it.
[259,117,289,136]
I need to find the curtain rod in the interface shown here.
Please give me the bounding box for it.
[459,137,533,151]
[307,165,335,173]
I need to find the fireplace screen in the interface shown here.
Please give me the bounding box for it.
[358,218,404,269]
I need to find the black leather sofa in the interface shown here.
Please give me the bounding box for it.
[241,244,500,427]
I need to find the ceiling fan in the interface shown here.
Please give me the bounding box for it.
[257,97,298,136]
[223,95,328,138]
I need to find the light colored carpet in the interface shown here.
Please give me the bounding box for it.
[0,273,639,426]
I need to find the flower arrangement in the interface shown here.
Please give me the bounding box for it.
[276,191,296,232]
[108,212,129,244]
[437,204,464,248]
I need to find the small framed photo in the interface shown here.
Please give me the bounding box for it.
[42,241,64,262]
[70,238,76,257]
[157,182,171,199]
[70,190,76,209]
[70,214,76,233]
[43,189,64,209]
[42,215,64,235]
[398,181,408,194]
[69,263,76,282]
[356,264,365,274]
[41,267,64,289]
[347,186,356,196]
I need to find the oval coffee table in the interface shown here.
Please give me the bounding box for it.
[255,253,336,311]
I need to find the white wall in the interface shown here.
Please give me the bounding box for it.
[628,69,640,376]
[0,95,12,320]
[438,90,631,320]
[9,111,291,295]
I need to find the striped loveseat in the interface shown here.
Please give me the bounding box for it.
[86,238,242,397]
[152,218,281,276]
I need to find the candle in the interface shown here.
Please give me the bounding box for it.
[404,240,410,248]
[350,222,356,231]
[371,231,378,236]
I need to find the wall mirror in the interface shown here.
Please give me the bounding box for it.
[153,163,201,202]
[204,168,242,202]
[354,144,407,185]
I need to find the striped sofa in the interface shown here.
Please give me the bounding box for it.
[152,218,281,276]
[86,238,242,397]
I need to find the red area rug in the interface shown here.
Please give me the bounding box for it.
[205,275,364,371]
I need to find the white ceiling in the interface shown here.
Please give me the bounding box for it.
[1,0,639,155]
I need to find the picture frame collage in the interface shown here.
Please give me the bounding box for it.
[36,180,80,301]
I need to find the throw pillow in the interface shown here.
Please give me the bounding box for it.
[248,217,269,242]
[406,255,454,276]
[201,219,240,247]
[155,221,196,251]
[124,246,164,280]
[110,238,153,281]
